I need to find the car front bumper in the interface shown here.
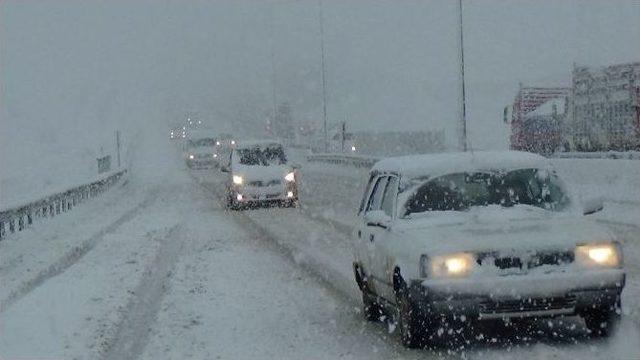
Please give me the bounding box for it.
[409,269,625,320]
[231,183,298,203]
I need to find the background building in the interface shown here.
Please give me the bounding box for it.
[569,61,640,151]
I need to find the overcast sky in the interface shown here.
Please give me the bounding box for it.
[2,0,639,163]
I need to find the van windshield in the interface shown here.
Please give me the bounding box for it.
[238,146,287,166]
[189,138,216,147]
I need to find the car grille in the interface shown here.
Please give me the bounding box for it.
[247,179,281,187]
[480,295,577,315]
[477,250,574,271]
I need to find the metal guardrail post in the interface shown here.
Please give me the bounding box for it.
[0,169,127,239]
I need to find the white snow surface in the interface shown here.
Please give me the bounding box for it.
[1,143,639,359]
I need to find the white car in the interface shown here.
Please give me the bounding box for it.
[352,151,625,347]
[185,136,219,169]
[222,140,299,209]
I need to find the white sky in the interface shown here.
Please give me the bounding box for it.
[1,0,639,160]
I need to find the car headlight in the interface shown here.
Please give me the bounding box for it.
[422,253,475,278]
[216,141,221,146]
[231,140,236,145]
[213,153,218,158]
[189,154,194,159]
[284,171,295,182]
[575,242,622,268]
[232,175,244,185]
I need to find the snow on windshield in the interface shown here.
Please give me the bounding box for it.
[403,168,571,216]
[238,146,287,166]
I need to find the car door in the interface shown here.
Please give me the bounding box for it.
[370,175,399,301]
[361,175,389,294]
[354,174,377,276]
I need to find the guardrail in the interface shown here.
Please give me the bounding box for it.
[552,151,640,160]
[306,153,380,168]
[0,169,127,240]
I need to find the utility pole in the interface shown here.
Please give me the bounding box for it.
[341,121,346,152]
[270,5,278,138]
[318,0,328,153]
[457,0,468,152]
[116,130,121,168]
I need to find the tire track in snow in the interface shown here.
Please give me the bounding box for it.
[0,191,158,313]
[100,224,183,360]
[190,172,361,306]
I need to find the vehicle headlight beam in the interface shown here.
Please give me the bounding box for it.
[575,243,621,268]
[284,171,295,182]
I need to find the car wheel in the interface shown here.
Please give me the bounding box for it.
[362,291,383,321]
[354,264,382,321]
[226,193,238,211]
[394,271,425,348]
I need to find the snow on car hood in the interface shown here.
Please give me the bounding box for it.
[232,164,292,182]
[394,205,614,256]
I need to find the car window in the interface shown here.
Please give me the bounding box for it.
[380,176,398,217]
[358,175,376,214]
[366,176,388,212]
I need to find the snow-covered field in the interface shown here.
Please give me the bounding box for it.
[1,143,639,359]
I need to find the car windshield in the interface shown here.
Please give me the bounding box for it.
[238,146,287,166]
[402,168,570,217]
[189,138,216,147]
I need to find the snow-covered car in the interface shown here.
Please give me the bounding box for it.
[185,136,219,169]
[169,126,186,140]
[352,151,625,348]
[221,140,298,209]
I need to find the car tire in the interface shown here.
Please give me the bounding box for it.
[354,264,382,321]
[226,193,239,211]
[394,271,425,348]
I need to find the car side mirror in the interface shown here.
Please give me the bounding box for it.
[364,210,392,229]
[220,165,229,173]
[583,197,604,215]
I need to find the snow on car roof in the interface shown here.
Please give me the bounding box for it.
[372,151,550,179]
[235,140,283,149]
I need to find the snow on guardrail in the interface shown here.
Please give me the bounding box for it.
[0,169,128,240]
[306,153,380,168]
[552,151,640,160]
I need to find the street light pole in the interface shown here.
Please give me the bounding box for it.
[458,0,468,152]
[270,5,278,138]
[318,0,328,153]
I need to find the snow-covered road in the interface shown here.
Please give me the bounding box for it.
[1,145,639,359]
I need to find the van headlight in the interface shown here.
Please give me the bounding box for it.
[575,242,622,268]
[284,171,295,182]
[421,253,475,278]
[232,175,244,185]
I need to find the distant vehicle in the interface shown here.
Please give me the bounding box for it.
[221,140,298,209]
[185,131,218,168]
[352,151,625,348]
[169,126,186,140]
